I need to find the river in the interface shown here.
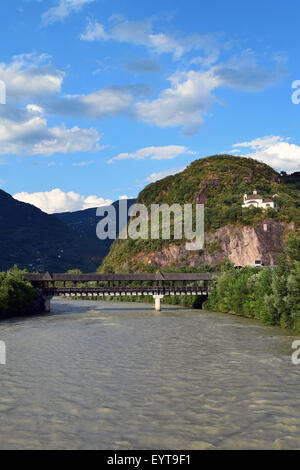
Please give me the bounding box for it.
[0,298,299,450]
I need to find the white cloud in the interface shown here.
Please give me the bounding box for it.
[80,19,108,41]
[46,85,149,119]
[232,136,300,173]
[0,47,282,140]
[136,69,219,135]
[80,17,220,61]
[13,188,113,214]
[42,0,95,25]
[32,124,101,156]
[0,106,102,156]
[0,53,112,157]
[107,145,195,164]
[136,52,285,135]
[146,166,186,183]
[0,53,64,102]
[79,88,133,117]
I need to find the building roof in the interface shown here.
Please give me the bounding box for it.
[244,193,274,203]
[245,194,263,200]
[24,272,219,282]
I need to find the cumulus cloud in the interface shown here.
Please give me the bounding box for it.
[13,188,113,214]
[0,53,126,156]
[42,0,95,25]
[136,52,285,135]
[107,145,195,163]
[80,17,220,61]
[46,84,151,120]
[0,53,144,125]
[136,69,218,135]
[232,136,300,173]
[0,105,102,156]
[146,166,186,183]
[0,53,64,102]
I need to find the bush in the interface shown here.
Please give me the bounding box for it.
[0,266,35,318]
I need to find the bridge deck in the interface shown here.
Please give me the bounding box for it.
[25,272,218,282]
[44,286,209,296]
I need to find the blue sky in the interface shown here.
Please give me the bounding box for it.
[0,0,300,213]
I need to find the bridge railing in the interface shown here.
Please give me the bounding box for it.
[43,286,210,296]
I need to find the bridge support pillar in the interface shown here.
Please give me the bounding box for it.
[153,295,164,312]
[42,295,53,313]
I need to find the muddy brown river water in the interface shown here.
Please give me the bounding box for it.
[0,298,299,450]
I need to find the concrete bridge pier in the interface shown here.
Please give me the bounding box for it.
[153,295,164,312]
[41,295,53,313]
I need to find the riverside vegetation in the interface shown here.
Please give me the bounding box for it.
[0,266,38,319]
[205,232,300,330]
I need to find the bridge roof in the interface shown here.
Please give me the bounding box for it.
[24,272,218,282]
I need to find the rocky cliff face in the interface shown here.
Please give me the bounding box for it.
[132,220,295,269]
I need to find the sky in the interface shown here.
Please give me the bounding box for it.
[0,0,300,213]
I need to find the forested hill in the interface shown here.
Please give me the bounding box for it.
[0,190,129,272]
[100,155,300,273]
[137,155,299,230]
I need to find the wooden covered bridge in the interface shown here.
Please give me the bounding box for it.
[24,272,218,312]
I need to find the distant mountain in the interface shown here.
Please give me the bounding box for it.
[54,199,136,267]
[100,155,300,272]
[0,189,135,273]
[54,199,136,237]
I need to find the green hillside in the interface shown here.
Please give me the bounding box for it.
[100,155,300,272]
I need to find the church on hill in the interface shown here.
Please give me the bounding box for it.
[242,190,278,212]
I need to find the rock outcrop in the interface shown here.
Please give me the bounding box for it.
[132,220,295,269]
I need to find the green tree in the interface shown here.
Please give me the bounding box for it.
[0,266,35,318]
[285,233,300,262]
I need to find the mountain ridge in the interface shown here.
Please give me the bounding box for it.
[0,190,133,272]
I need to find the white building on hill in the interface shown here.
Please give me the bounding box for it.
[242,190,278,212]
